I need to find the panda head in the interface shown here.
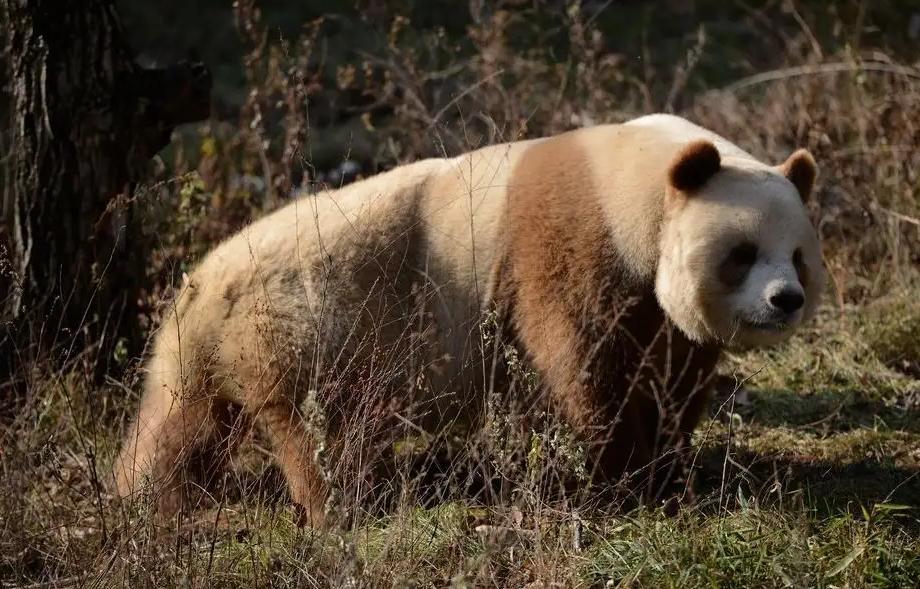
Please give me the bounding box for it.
[655,140,824,348]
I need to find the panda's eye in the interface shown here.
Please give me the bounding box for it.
[728,242,758,267]
[792,247,809,286]
[719,241,758,288]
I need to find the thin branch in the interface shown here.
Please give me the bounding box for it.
[720,61,920,94]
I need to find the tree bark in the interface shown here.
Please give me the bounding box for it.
[1,0,211,379]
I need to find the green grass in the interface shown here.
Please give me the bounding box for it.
[585,504,920,588]
[2,287,919,587]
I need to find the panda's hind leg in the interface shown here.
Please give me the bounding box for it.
[115,377,245,520]
[241,396,331,528]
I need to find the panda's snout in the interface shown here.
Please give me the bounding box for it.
[769,288,804,315]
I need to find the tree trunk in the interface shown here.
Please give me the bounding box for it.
[1,0,211,379]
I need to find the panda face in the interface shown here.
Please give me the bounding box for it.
[655,155,824,348]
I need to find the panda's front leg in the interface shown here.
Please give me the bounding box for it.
[590,395,657,490]
[507,302,657,498]
[646,382,714,507]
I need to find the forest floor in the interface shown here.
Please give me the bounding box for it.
[2,285,918,588]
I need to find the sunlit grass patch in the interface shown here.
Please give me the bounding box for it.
[859,288,920,380]
[585,503,920,588]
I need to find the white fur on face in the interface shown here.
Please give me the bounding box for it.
[656,162,824,347]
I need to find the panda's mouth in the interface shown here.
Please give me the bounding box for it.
[740,318,788,332]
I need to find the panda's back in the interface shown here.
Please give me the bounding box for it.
[624,113,759,163]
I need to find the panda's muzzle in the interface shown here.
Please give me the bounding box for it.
[740,318,789,332]
[769,289,804,314]
[740,288,805,332]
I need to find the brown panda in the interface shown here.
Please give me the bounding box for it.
[115,114,823,526]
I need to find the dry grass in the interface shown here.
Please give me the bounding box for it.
[3,303,920,587]
[2,2,920,587]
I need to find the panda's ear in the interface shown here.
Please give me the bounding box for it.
[780,149,817,202]
[667,140,721,194]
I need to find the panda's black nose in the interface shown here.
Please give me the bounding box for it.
[770,290,804,314]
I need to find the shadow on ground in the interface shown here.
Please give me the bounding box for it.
[733,387,920,433]
[697,383,919,517]
[694,445,920,513]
